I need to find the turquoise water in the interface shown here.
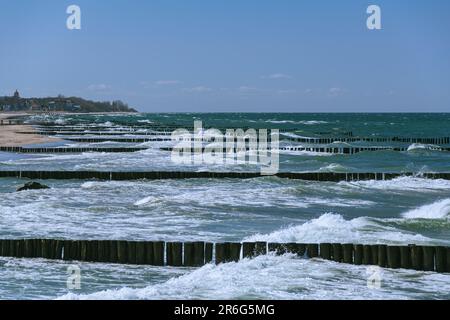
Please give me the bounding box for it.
[0,113,449,300]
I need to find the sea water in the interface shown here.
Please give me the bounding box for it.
[0,113,449,300]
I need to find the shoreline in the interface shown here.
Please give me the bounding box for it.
[0,113,61,147]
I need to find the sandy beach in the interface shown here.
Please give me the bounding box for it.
[0,113,61,147]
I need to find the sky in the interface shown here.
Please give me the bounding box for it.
[1,0,450,112]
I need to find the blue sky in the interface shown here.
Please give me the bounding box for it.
[1,0,450,112]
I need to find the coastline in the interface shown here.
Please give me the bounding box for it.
[0,113,61,147]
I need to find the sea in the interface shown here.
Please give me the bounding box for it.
[0,113,449,300]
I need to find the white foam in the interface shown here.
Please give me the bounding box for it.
[340,176,450,192]
[57,253,450,300]
[402,199,450,220]
[318,163,350,172]
[243,213,433,244]
[407,143,440,152]
[280,132,314,139]
[134,196,161,206]
[267,120,328,125]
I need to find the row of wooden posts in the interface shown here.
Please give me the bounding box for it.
[35,124,324,134]
[286,136,450,145]
[63,137,172,143]
[0,145,448,155]
[162,146,450,154]
[32,125,450,145]
[21,131,173,136]
[0,146,147,153]
[61,136,450,146]
[0,239,448,273]
[0,119,23,125]
[0,171,450,181]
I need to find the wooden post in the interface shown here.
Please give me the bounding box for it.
[229,243,241,262]
[9,240,17,257]
[332,244,343,262]
[446,247,450,273]
[15,240,25,258]
[205,242,213,264]
[144,242,154,265]
[215,243,229,264]
[410,245,424,270]
[63,240,71,260]
[117,241,128,264]
[343,244,354,264]
[136,242,146,265]
[24,239,34,258]
[194,242,206,266]
[79,241,88,261]
[286,243,306,256]
[41,240,50,259]
[109,240,118,263]
[97,241,108,262]
[242,242,256,258]
[319,243,332,260]
[400,246,411,269]
[306,244,318,258]
[32,239,40,258]
[0,240,7,256]
[423,246,435,271]
[378,245,387,268]
[255,242,267,256]
[268,243,286,255]
[153,241,164,266]
[435,247,447,273]
[84,240,93,261]
[370,245,379,265]
[127,241,137,264]
[387,246,401,269]
[72,241,81,261]
[166,242,182,267]
[362,245,372,265]
[184,242,202,267]
[55,240,64,260]
[354,244,363,265]
[89,240,98,262]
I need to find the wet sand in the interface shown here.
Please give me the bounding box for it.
[0,113,61,146]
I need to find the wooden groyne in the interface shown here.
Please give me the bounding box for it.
[0,171,449,181]
[31,126,450,146]
[0,147,147,153]
[283,136,450,145]
[23,131,173,136]
[62,137,172,143]
[0,119,24,125]
[161,146,450,154]
[0,239,448,273]
[34,123,317,134]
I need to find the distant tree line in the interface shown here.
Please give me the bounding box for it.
[0,94,138,113]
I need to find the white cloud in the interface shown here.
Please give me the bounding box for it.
[329,87,343,96]
[155,80,182,86]
[87,84,111,91]
[276,89,296,94]
[182,86,213,93]
[261,73,293,80]
[238,86,260,93]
